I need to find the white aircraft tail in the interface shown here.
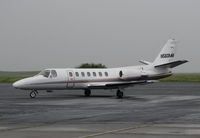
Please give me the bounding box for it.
[153,39,176,65]
[153,39,188,68]
[139,39,187,68]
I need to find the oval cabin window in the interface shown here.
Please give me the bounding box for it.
[69,72,73,77]
[99,72,102,77]
[93,72,96,77]
[81,72,85,77]
[87,72,91,77]
[51,70,57,78]
[75,72,79,77]
[105,72,108,77]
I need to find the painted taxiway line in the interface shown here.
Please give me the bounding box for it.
[0,125,44,132]
[79,124,153,138]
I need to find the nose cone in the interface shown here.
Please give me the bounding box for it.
[13,78,28,89]
[13,80,23,89]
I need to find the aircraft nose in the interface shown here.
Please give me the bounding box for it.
[13,81,20,89]
[13,80,24,89]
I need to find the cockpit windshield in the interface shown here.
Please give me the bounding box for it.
[38,70,50,78]
[37,70,57,78]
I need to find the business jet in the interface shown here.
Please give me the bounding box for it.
[13,39,188,98]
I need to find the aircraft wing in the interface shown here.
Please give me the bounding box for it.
[154,60,188,68]
[87,80,156,89]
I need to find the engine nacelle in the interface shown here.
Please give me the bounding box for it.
[119,69,141,80]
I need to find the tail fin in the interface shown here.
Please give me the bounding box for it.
[153,39,177,66]
[153,39,188,68]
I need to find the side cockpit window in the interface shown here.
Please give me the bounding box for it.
[51,70,57,78]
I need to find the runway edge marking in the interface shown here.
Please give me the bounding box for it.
[79,123,153,138]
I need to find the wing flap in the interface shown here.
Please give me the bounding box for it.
[87,80,156,89]
[105,81,147,87]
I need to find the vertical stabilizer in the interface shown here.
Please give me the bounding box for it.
[153,39,177,66]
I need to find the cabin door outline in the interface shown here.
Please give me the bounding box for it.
[67,70,74,88]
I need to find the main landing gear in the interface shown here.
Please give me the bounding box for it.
[84,89,91,97]
[30,90,38,98]
[116,89,123,99]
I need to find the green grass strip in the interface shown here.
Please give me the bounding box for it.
[160,73,200,82]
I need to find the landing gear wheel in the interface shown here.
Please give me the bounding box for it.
[116,90,123,99]
[84,89,91,97]
[30,90,37,98]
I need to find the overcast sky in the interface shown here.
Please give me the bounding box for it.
[0,0,199,72]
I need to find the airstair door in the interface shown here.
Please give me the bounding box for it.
[67,70,74,88]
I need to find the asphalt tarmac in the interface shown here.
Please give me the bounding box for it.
[0,82,200,138]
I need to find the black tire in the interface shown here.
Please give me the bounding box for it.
[116,90,123,98]
[84,89,91,97]
[30,91,37,98]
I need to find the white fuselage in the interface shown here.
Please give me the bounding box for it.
[13,64,171,90]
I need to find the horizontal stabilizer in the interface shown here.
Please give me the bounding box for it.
[154,60,188,68]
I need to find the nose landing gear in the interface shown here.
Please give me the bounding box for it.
[30,90,38,98]
[116,90,123,98]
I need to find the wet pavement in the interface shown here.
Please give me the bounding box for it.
[0,82,200,138]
